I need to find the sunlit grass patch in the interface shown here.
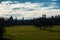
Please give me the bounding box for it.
[3,25,60,40]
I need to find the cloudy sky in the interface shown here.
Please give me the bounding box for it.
[0,0,60,20]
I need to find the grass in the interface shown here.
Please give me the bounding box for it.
[3,25,60,40]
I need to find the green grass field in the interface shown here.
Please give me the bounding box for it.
[3,25,60,40]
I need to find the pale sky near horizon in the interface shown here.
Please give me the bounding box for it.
[0,0,60,20]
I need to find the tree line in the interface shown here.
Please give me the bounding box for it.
[0,15,60,29]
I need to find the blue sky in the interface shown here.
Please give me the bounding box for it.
[0,0,60,20]
[0,0,60,2]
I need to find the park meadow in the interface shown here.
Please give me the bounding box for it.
[3,25,60,40]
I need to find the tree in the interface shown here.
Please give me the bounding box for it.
[7,16,13,26]
[0,18,6,39]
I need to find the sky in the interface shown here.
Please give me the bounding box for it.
[0,0,60,20]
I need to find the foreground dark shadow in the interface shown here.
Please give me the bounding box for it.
[0,38,10,40]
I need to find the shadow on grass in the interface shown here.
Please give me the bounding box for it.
[44,29,60,33]
[0,38,10,40]
[52,30,60,33]
[42,29,60,33]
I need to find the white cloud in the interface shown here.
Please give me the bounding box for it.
[0,1,60,19]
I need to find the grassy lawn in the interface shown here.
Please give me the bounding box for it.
[3,25,60,40]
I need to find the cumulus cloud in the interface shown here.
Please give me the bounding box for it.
[0,1,60,19]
